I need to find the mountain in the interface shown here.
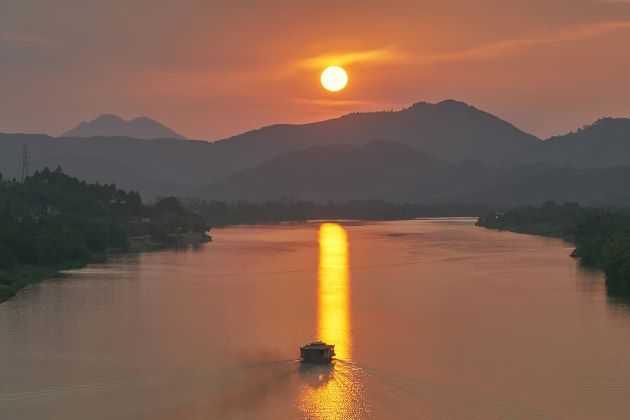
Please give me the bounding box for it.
[3,100,630,201]
[0,100,541,198]
[436,163,630,206]
[211,99,540,167]
[0,134,203,198]
[519,118,630,168]
[62,114,187,140]
[200,141,630,206]
[200,140,494,202]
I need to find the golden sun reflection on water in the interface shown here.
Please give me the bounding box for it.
[298,223,367,419]
[317,223,352,360]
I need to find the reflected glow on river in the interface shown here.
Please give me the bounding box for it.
[2,219,630,419]
[317,223,351,360]
[297,223,367,418]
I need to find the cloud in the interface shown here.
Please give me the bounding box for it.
[288,98,383,107]
[419,20,630,64]
[0,32,56,48]
[298,48,402,69]
[295,20,630,71]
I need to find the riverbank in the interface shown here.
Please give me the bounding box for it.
[0,169,211,304]
[0,265,64,303]
[0,258,104,303]
[128,230,212,252]
[0,232,211,304]
[477,202,630,294]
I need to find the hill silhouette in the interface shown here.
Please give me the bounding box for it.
[200,140,493,202]
[437,163,630,206]
[2,100,630,203]
[0,100,538,196]
[200,142,630,205]
[520,118,630,167]
[211,99,539,166]
[63,114,187,140]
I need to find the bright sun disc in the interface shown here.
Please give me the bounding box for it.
[321,66,348,92]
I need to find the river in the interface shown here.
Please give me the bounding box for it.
[1,219,630,419]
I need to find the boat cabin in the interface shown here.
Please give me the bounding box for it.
[300,341,335,363]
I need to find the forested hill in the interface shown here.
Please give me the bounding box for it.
[1,166,143,219]
[477,202,630,295]
[0,168,209,303]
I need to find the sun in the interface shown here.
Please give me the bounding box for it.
[321,66,348,92]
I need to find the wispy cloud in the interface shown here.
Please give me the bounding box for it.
[298,48,402,69]
[295,20,630,71]
[0,32,56,48]
[288,98,382,107]
[419,20,630,64]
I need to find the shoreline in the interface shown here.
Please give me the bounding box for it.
[476,207,630,296]
[475,222,576,244]
[0,232,211,305]
[0,218,477,304]
[209,215,479,229]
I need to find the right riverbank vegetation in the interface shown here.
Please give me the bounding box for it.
[477,201,630,295]
[0,168,209,303]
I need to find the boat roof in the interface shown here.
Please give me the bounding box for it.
[300,341,335,350]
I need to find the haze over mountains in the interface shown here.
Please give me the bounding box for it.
[200,140,630,206]
[518,118,630,168]
[63,114,187,140]
[212,100,539,165]
[201,140,493,202]
[2,99,630,206]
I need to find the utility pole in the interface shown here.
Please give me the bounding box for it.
[20,143,30,183]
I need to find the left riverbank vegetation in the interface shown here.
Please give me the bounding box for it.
[477,201,630,296]
[0,167,210,303]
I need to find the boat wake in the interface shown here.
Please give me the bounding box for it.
[334,360,550,419]
[0,358,550,419]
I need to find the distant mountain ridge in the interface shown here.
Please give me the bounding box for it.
[211,99,540,166]
[201,140,630,206]
[8,99,541,198]
[520,117,630,167]
[2,99,630,203]
[200,140,494,202]
[62,114,187,140]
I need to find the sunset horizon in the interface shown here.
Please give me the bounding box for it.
[4,1,630,140]
[3,1,630,419]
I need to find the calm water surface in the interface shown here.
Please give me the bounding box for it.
[1,219,630,419]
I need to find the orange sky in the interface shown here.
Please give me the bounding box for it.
[2,0,630,140]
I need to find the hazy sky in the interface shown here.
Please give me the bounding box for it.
[2,0,630,140]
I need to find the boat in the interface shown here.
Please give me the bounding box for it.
[300,341,335,363]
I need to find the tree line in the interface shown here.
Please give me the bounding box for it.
[180,198,491,227]
[0,167,208,302]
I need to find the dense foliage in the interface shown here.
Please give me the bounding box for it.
[181,198,491,227]
[0,168,208,302]
[477,201,630,294]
